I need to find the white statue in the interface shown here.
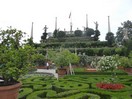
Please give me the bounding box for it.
[123,28,129,40]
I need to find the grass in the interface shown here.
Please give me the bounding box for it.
[19,69,132,99]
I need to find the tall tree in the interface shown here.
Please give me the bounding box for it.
[115,20,132,44]
[105,32,115,46]
[53,29,58,38]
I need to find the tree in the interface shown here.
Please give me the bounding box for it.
[74,30,83,37]
[105,32,115,46]
[53,29,58,38]
[94,30,100,41]
[56,31,66,42]
[115,20,132,44]
[48,49,80,75]
[115,27,124,44]
[85,28,94,37]
[41,33,48,42]
[27,38,34,46]
[124,40,132,55]
[57,31,66,38]
[0,27,40,85]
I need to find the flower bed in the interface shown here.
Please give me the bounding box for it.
[96,83,124,90]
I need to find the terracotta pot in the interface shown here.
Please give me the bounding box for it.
[0,82,21,99]
[57,68,67,75]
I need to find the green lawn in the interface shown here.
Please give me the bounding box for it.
[19,70,132,99]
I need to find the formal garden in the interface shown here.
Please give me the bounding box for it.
[18,69,132,99]
[0,20,132,99]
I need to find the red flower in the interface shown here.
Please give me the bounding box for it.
[96,83,124,90]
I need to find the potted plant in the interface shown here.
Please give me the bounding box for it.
[0,27,39,99]
[48,49,80,75]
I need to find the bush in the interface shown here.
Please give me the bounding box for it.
[26,90,57,99]
[40,41,109,49]
[119,57,131,68]
[103,48,112,55]
[54,90,80,98]
[115,47,122,55]
[74,30,83,37]
[66,92,100,99]
[97,56,120,72]
[19,88,33,99]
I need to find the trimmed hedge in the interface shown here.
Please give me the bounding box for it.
[47,37,93,42]
[37,47,127,56]
[52,90,80,98]
[19,88,33,99]
[41,41,108,48]
[75,71,128,75]
[19,74,132,99]
[61,92,100,99]
[26,90,57,99]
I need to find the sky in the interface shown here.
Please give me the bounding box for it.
[0,0,132,43]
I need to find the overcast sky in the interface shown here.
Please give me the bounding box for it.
[0,0,132,43]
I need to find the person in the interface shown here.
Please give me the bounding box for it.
[46,62,49,70]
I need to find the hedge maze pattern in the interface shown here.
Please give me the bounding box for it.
[19,74,132,99]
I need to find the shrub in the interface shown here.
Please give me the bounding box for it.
[119,57,131,68]
[97,56,120,72]
[115,47,122,55]
[26,90,56,99]
[78,53,93,66]
[103,48,112,55]
[19,88,33,99]
[66,92,100,99]
[74,30,83,37]
[55,90,80,98]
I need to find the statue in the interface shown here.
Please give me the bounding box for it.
[94,21,98,30]
[123,28,129,41]
[43,25,48,33]
[41,25,48,41]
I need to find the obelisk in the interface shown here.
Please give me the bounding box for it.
[86,14,88,30]
[108,16,111,32]
[55,17,57,30]
[31,22,33,41]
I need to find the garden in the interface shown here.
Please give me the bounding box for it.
[19,71,132,99]
[18,54,132,99]
[0,21,132,99]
